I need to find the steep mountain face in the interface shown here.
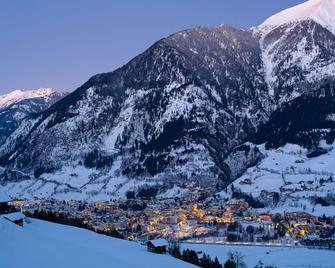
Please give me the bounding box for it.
[1,0,335,200]
[256,0,335,103]
[0,89,66,144]
[252,0,335,146]
[258,19,335,101]
[0,26,268,186]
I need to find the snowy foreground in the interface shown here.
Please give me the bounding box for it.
[1,216,335,268]
[182,243,335,268]
[0,218,194,268]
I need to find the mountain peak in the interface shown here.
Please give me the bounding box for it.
[0,88,63,110]
[258,0,335,34]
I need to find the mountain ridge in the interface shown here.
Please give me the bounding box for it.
[0,88,64,109]
[0,88,67,145]
[1,1,335,200]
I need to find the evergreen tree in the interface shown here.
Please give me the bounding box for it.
[169,242,182,259]
[214,256,223,268]
[200,254,211,268]
[224,258,237,268]
[182,249,199,266]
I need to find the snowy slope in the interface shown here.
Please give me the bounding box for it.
[223,141,335,216]
[0,217,194,268]
[0,88,59,110]
[259,0,335,35]
[0,88,67,144]
[257,2,335,101]
[182,243,335,268]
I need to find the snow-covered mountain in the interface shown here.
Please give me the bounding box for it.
[0,88,61,110]
[0,26,268,187]
[1,0,335,200]
[257,1,335,101]
[258,0,335,35]
[0,88,66,144]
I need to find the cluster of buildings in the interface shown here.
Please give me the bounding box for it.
[0,185,331,250]
[284,212,335,241]
[12,193,329,245]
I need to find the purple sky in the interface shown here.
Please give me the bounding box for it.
[0,0,304,93]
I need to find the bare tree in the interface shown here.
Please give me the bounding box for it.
[227,251,246,268]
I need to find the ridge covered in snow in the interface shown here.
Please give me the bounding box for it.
[258,0,335,34]
[0,88,67,144]
[0,88,59,110]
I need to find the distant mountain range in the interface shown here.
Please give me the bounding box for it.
[0,0,335,200]
[0,88,67,144]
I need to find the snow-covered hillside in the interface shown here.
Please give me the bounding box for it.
[256,0,335,101]
[259,0,335,35]
[0,217,194,268]
[0,88,60,110]
[0,164,151,201]
[221,141,335,216]
[0,88,66,144]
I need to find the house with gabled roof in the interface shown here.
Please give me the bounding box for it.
[3,212,25,227]
[0,191,26,227]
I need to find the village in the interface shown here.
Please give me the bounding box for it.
[2,187,333,251]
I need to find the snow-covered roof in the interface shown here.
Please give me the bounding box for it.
[258,0,335,34]
[0,191,11,203]
[149,239,168,247]
[3,212,25,222]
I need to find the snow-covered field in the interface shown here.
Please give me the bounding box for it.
[0,218,194,268]
[182,243,335,268]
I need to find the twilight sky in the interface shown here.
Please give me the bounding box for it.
[0,0,304,93]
